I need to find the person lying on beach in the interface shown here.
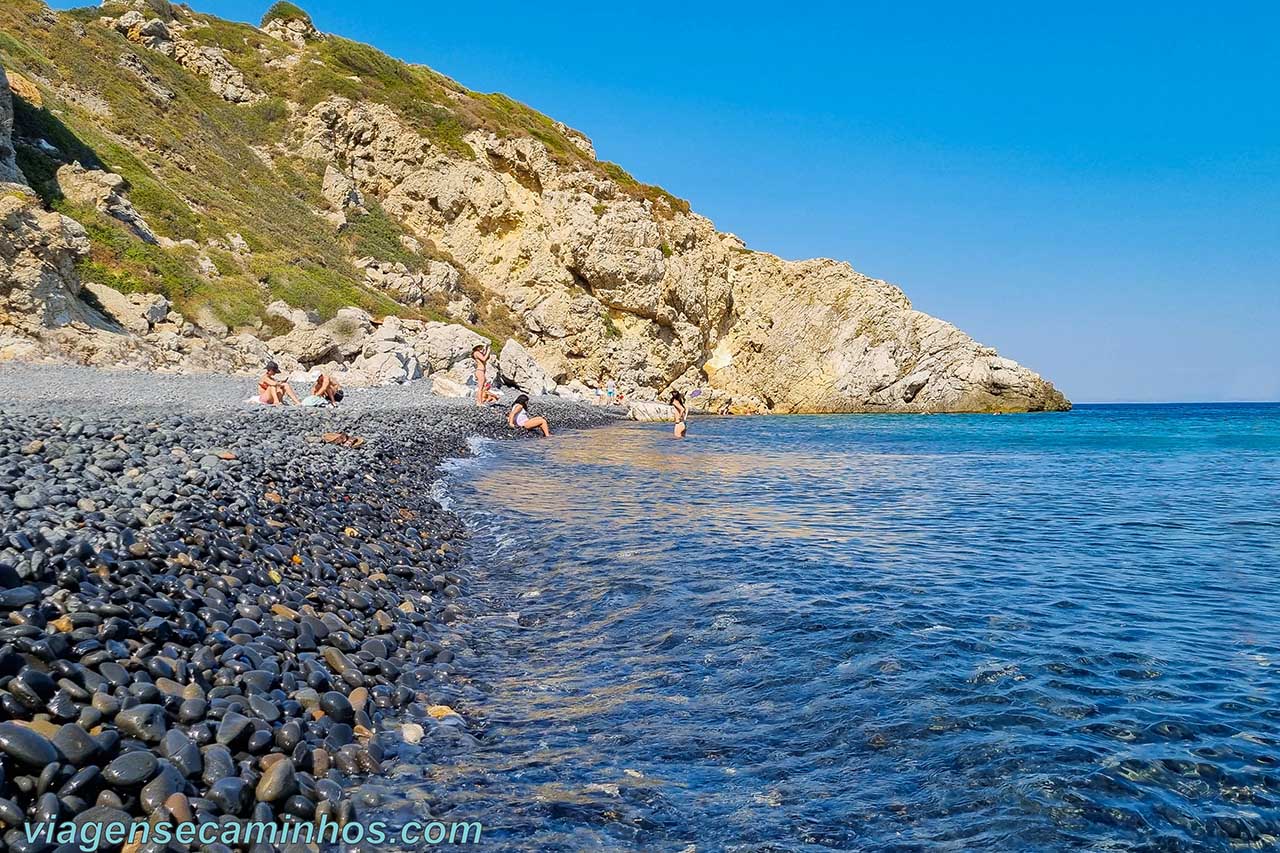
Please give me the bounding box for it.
[258,362,301,406]
[671,390,688,438]
[472,345,501,406]
[302,373,343,407]
[508,394,551,437]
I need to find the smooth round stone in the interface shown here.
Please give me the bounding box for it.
[115,703,167,743]
[103,750,158,786]
[319,691,354,724]
[52,724,99,765]
[206,776,252,817]
[201,744,235,786]
[247,694,280,722]
[9,669,57,708]
[178,697,208,723]
[255,758,298,803]
[215,711,251,747]
[0,722,59,766]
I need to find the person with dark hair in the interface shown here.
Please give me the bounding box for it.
[671,390,687,438]
[507,393,551,437]
[258,361,301,405]
[472,344,500,406]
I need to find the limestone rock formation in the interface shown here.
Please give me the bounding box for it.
[499,338,557,396]
[56,163,160,244]
[0,2,1068,412]
[297,95,1067,412]
[0,191,92,334]
[0,69,24,185]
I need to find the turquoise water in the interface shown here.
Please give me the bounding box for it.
[413,404,1280,851]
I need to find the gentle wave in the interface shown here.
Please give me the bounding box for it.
[393,404,1280,851]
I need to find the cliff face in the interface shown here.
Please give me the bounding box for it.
[0,0,1068,412]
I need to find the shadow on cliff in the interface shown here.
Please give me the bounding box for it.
[10,94,105,207]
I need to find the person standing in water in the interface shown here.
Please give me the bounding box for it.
[472,344,500,406]
[671,390,688,438]
[508,394,551,437]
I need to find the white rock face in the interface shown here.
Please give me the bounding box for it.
[82,283,169,333]
[105,12,264,104]
[262,14,320,48]
[322,165,363,212]
[628,401,676,422]
[498,338,557,396]
[0,191,92,332]
[0,69,24,185]
[295,96,1068,412]
[56,163,160,243]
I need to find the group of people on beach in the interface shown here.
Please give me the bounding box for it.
[251,343,689,439]
[257,362,343,407]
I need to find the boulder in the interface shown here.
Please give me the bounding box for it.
[265,299,316,329]
[349,347,420,384]
[498,338,556,396]
[318,308,374,360]
[405,322,486,374]
[82,283,151,334]
[628,401,677,422]
[266,325,336,364]
[429,374,470,398]
[55,163,159,244]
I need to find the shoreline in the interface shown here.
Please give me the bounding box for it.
[0,364,618,846]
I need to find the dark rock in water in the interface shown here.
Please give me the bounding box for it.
[0,721,59,766]
[103,749,159,786]
[115,703,167,743]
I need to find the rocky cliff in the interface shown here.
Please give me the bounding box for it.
[0,0,1068,412]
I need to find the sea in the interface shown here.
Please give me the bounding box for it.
[399,404,1280,852]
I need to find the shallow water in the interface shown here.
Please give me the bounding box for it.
[403,404,1280,851]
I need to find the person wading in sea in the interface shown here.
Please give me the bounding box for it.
[671,390,688,438]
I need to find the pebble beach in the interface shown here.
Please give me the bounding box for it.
[0,365,617,851]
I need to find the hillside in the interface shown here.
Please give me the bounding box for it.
[0,0,1069,412]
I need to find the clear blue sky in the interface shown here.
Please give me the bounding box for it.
[56,1,1280,401]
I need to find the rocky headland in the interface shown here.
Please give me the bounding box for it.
[0,0,1068,414]
[0,364,616,849]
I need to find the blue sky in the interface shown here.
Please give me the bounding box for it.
[55,1,1280,401]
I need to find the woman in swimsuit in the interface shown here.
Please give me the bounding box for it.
[671,390,687,438]
[508,394,551,437]
[472,344,500,406]
[258,361,301,406]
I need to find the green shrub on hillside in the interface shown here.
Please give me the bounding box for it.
[342,202,426,271]
[261,1,312,26]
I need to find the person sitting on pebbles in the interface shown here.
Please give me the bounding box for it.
[302,372,343,407]
[258,361,301,406]
[508,394,551,437]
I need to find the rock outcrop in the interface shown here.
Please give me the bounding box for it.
[0,3,1068,412]
[106,8,264,104]
[298,96,1067,412]
[56,162,159,243]
[0,69,23,185]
